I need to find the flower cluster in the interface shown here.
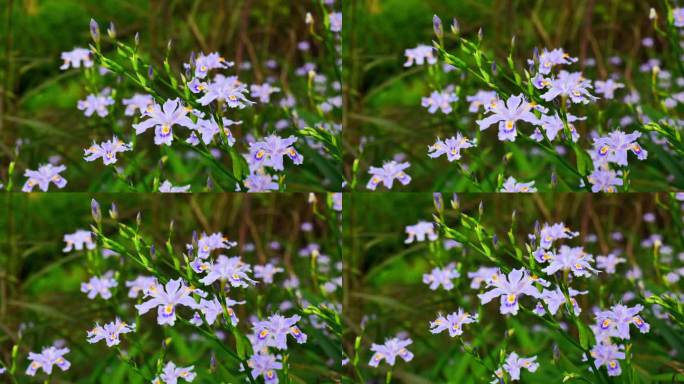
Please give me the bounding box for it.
[35,1,342,193]
[13,193,342,382]
[588,304,650,376]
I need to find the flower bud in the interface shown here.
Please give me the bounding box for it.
[90,19,100,43]
[433,15,443,39]
[433,192,444,211]
[109,203,118,220]
[450,193,459,210]
[450,18,459,35]
[91,199,102,224]
[107,21,116,39]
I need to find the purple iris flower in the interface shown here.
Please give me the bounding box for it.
[122,93,153,116]
[477,94,539,142]
[589,343,625,376]
[81,271,118,300]
[244,174,279,192]
[541,245,597,277]
[192,117,240,146]
[594,304,650,340]
[423,263,460,291]
[537,48,577,74]
[195,297,224,325]
[125,275,158,298]
[674,8,684,27]
[478,268,542,315]
[196,232,237,259]
[587,168,623,193]
[404,44,437,67]
[159,180,191,193]
[195,296,243,326]
[188,78,208,94]
[197,75,253,108]
[428,134,475,161]
[83,136,132,165]
[594,79,625,99]
[23,164,67,192]
[193,52,233,79]
[254,263,284,284]
[429,309,478,337]
[60,47,93,70]
[534,113,583,142]
[78,90,115,117]
[405,221,437,243]
[199,255,256,287]
[329,12,342,33]
[592,130,647,166]
[252,314,307,350]
[248,135,303,171]
[466,90,497,112]
[538,222,578,249]
[596,252,626,274]
[366,161,411,190]
[250,83,281,103]
[369,337,414,367]
[332,192,342,211]
[535,287,587,315]
[541,70,597,104]
[500,352,539,381]
[133,98,195,146]
[86,318,135,347]
[421,89,458,114]
[501,177,536,192]
[153,361,196,384]
[26,346,71,376]
[135,278,199,326]
[247,353,282,384]
[63,230,95,252]
[467,266,500,289]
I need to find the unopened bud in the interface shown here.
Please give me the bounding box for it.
[451,18,459,35]
[107,22,116,39]
[433,15,443,39]
[90,19,100,43]
[91,199,102,224]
